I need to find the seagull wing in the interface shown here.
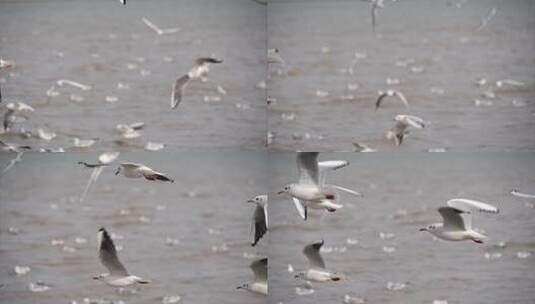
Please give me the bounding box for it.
[303,240,326,269]
[447,198,499,214]
[171,75,190,109]
[510,189,535,199]
[438,206,469,231]
[297,152,319,186]
[3,109,14,130]
[142,17,162,34]
[196,57,223,65]
[98,228,129,276]
[80,166,104,203]
[1,152,23,176]
[375,92,388,110]
[251,204,267,246]
[141,168,174,182]
[402,115,425,129]
[263,203,269,229]
[292,197,307,220]
[331,185,362,197]
[394,91,410,108]
[318,160,349,186]
[250,258,267,283]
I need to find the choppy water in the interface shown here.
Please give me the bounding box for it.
[268,152,535,304]
[267,0,535,151]
[0,152,268,304]
[0,0,266,151]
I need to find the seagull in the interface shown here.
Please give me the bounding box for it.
[56,79,92,91]
[118,0,126,5]
[386,114,425,146]
[476,6,497,31]
[236,258,267,295]
[495,79,524,88]
[93,228,150,287]
[0,140,31,152]
[116,122,144,139]
[247,195,268,247]
[510,189,535,199]
[268,48,285,65]
[171,57,223,109]
[352,142,377,152]
[295,240,342,282]
[278,152,344,220]
[115,162,174,182]
[1,151,25,177]
[142,17,180,35]
[79,152,120,202]
[375,89,409,110]
[420,198,499,243]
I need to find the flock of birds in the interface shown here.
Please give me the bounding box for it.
[266,0,531,151]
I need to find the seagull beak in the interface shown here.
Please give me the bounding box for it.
[92,276,99,280]
[247,199,255,203]
[419,228,427,232]
[277,190,284,195]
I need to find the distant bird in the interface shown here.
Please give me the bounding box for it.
[510,189,535,199]
[115,162,174,182]
[1,152,24,177]
[237,258,267,295]
[93,228,150,287]
[118,0,126,5]
[352,142,377,152]
[375,89,409,110]
[171,57,223,108]
[495,79,524,88]
[267,48,285,65]
[420,198,499,243]
[116,122,144,139]
[0,140,31,153]
[278,153,344,220]
[386,114,425,146]
[56,79,92,91]
[476,7,497,31]
[247,195,268,246]
[142,17,180,35]
[295,240,342,282]
[79,152,120,202]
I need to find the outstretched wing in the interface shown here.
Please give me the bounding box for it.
[303,240,326,269]
[297,152,319,186]
[97,228,129,276]
[195,57,223,65]
[250,258,267,283]
[251,205,267,246]
[447,198,499,214]
[171,75,190,109]
[292,198,307,220]
[438,206,469,231]
[375,92,388,110]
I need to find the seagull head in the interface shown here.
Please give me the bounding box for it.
[277,185,292,195]
[236,283,249,290]
[247,194,268,206]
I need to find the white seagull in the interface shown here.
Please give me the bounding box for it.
[79,152,120,202]
[386,114,425,146]
[115,162,174,183]
[247,194,268,247]
[375,89,409,110]
[93,228,150,287]
[420,198,499,243]
[278,152,344,220]
[295,240,342,282]
[171,57,223,109]
[237,257,268,295]
[142,17,180,35]
[267,48,286,65]
[510,189,535,199]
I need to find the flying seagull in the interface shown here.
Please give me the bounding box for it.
[79,152,120,202]
[171,57,223,109]
[420,198,499,243]
[510,189,535,199]
[278,152,344,220]
[247,194,268,247]
[115,162,174,182]
[375,89,409,110]
[295,240,342,282]
[386,114,425,146]
[141,17,180,35]
[237,258,267,295]
[93,228,150,287]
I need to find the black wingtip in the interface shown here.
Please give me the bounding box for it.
[98,227,106,232]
